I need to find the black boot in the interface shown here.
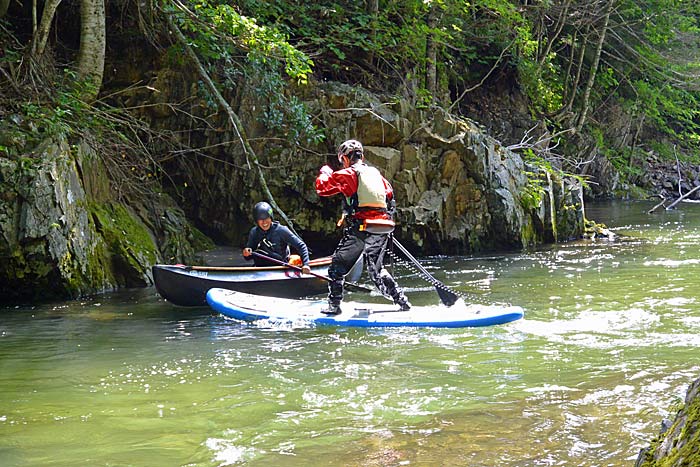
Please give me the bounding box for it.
[321,303,342,315]
[398,299,411,311]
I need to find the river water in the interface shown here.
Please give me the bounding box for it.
[1,200,699,467]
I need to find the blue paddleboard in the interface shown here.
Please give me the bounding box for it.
[206,288,524,328]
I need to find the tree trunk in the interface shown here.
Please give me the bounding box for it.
[32,0,37,32]
[30,0,63,57]
[566,25,589,113]
[537,0,571,66]
[1,0,10,18]
[425,4,439,98]
[76,0,105,99]
[366,0,379,66]
[561,30,577,100]
[576,0,614,132]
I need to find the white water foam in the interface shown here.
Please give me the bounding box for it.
[644,258,700,267]
[205,434,258,466]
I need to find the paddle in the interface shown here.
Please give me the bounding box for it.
[251,251,373,293]
[391,237,460,307]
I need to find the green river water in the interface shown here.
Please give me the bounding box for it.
[1,200,699,467]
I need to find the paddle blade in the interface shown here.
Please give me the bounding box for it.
[436,286,459,307]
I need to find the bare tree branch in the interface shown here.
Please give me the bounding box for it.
[448,36,516,113]
[166,8,301,237]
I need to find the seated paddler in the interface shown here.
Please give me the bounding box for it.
[242,201,311,275]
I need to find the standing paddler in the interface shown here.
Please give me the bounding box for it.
[315,139,411,315]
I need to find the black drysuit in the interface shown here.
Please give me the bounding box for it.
[244,222,310,267]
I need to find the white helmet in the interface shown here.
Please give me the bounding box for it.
[337,139,363,162]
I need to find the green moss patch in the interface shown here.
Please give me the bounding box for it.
[90,201,158,287]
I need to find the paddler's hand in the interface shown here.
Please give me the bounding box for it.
[242,248,252,257]
[319,165,333,176]
[301,265,311,275]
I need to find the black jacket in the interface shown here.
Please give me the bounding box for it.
[245,222,310,267]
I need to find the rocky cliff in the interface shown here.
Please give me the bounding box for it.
[1,75,585,303]
[0,136,210,303]
[134,75,585,254]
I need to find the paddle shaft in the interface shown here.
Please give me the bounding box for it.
[391,237,459,306]
[251,251,373,293]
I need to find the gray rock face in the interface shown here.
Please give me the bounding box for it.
[0,137,200,303]
[124,71,584,255]
[303,87,584,253]
[1,139,111,301]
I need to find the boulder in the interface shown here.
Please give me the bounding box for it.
[636,377,700,467]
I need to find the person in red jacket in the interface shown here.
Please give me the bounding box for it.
[315,139,410,315]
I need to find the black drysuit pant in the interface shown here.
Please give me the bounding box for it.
[327,224,407,306]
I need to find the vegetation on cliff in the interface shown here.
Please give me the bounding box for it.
[230,0,700,178]
[636,378,700,467]
[2,1,700,195]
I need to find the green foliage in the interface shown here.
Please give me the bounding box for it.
[520,150,549,210]
[596,0,700,152]
[249,58,324,144]
[632,79,700,146]
[4,0,700,195]
[167,0,313,84]
[521,169,547,210]
[3,69,104,148]
[229,0,700,176]
[415,88,434,110]
[520,149,589,209]
[167,0,323,142]
[237,0,523,102]
[607,148,646,181]
[517,56,564,115]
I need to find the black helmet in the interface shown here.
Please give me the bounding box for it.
[337,139,363,162]
[253,201,273,221]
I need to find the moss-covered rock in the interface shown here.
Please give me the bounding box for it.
[636,377,700,467]
[0,138,117,302]
[0,134,214,304]
[89,201,158,287]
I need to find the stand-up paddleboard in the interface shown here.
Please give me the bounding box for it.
[206,288,524,328]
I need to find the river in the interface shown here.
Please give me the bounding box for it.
[1,200,698,466]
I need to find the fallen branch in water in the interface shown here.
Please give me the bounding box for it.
[665,185,700,211]
[647,195,667,214]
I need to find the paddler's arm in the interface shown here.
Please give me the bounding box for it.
[242,227,260,262]
[315,165,357,198]
[383,175,396,217]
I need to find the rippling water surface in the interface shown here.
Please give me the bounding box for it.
[1,200,699,466]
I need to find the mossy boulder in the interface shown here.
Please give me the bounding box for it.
[636,377,700,467]
[0,139,117,301]
[0,135,213,304]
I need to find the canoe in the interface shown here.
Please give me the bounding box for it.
[153,256,349,307]
[206,288,525,328]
